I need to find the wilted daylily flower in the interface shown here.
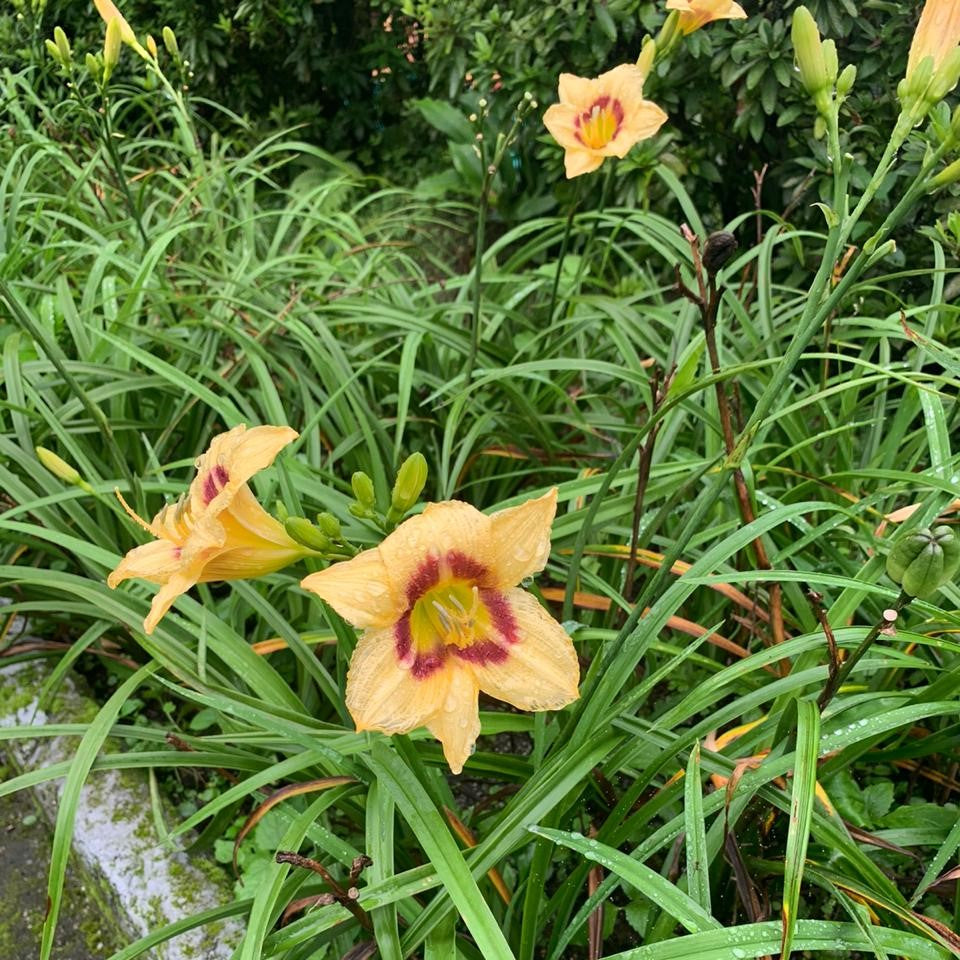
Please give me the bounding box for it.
[109,425,309,634]
[301,489,580,773]
[665,0,747,35]
[543,64,668,178]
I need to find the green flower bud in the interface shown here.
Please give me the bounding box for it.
[44,38,63,65]
[821,39,838,85]
[53,26,71,65]
[145,33,158,59]
[274,500,290,523]
[792,8,826,94]
[284,517,331,553]
[85,52,102,82]
[103,16,123,82]
[930,157,960,190]
[162,25,179,58]
[886,526,960,598]
[351,471,376,509]
[836,63,856,97]
[316,512,342,539]
[390,452,428,516]
[36,446,82,486]
[636,36,656,82]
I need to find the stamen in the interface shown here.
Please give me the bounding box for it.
[431,600,453,631]
[449,594,467,615]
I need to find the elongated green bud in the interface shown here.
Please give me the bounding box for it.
[821,38,838,85]
[284,517,331,553]
[836,63,856,97]
[86,52,103,82]
[930,157,960,190]
[44,38,63,65]
[36,447,82,485]
[103,16,123,82]
[162,25,179,58]
[792,8,826,92]
[145,33,158,59]
[316,512,342,539]
[54,26,71,65]
[390,452,428,517]
[886,526,960,598]
[636,36,656,82]
[351,471,376,509]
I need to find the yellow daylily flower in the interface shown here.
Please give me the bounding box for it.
[109,425,308,634]
[93,0,149,57]
[543,64,668,178]
[665,0,747,35]
[907,0,960,79]
[301,489,580,774]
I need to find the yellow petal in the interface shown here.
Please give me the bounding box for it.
[188,424,298,516]
[467,588,580,711]
[199,545,305,582]
[345,627,450,735]
[488,489,557,587]
[376,500,492,604]
[564,149,605,178]
[612,100,669,158]
[220,486,297,547]
[425,667,481,775]
[542,103,581,151]
[108,539,182,587]
[557,72,595,104]
[143,562,207,634]
[301,549,402,629]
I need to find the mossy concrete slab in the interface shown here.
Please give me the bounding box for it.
[0,659,243,959]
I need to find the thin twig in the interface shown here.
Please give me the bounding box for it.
[275,851,372,931]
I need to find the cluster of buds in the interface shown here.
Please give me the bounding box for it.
[792,7,856,129]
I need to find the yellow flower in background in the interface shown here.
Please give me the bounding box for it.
[109,425,308,634]
[301,489,580,774]
[543,64,668,178]
[907,0,960,78]
[665,0,747,35]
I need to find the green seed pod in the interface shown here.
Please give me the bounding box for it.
[391,452,428,516]
[886,525,960,598]
[284,517,331,553]
[351,471,376,509]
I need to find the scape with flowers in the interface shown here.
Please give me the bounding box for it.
[3,1,960,959]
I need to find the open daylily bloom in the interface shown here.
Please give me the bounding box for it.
[301,489,580,773]
[665,0,747,35]
[543,64,668,178]
[109,425,308,634]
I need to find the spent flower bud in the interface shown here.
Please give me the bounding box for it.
[702,231,738,274]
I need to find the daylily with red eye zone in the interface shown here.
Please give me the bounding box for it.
[301,488,580,774]
[108,425,311,634]
[543,64,668,178]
